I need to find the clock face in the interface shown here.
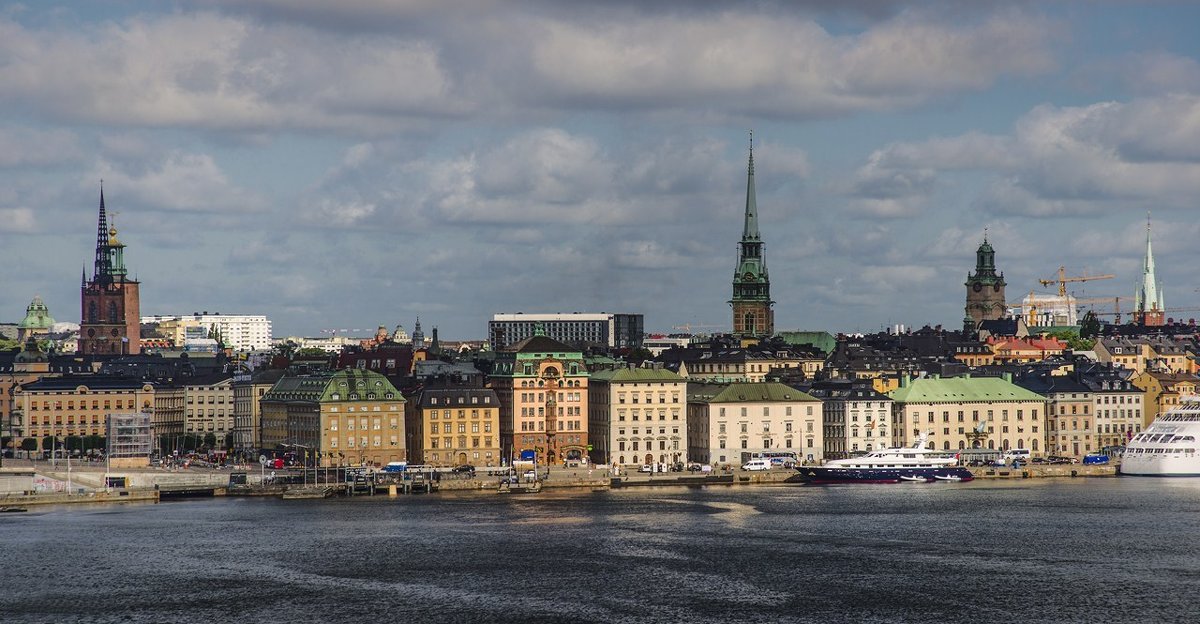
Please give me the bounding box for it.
[993,283,1001,292]
[973,282,982,292]
[744,272,754,281]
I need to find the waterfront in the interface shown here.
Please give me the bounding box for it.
[3,479,1200,623]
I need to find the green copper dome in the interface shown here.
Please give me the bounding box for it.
[18,295,55,330]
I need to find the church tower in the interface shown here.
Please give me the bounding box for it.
[963,234,1007,332]
[79,187,141,355]
[1134,213,1165,326]
[730,134,774,337]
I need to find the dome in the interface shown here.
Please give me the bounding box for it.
[18,295,55,330]
[15,336,49,363]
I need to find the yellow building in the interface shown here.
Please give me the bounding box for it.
[184,373,234,446]
[15,375,154,455]
[407,387,501,467]
[1132,371,1199,428]
[260,370,406,467]
[889,375,1047,454]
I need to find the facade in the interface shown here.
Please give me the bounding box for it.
[687,382,822,466]
[1,338,55,441]
[805,381,894,459]
[260,370,406,467]
[142,314,273,352]
[17,295,55,343]
[588,366,687,467]
[490,331,590,465]
[664,348,822,383]
[963,237,1007,332]
[184,373,235,446]
[1018,368,1146,458]
[1134,215,1165,326]
[1132,371,1198,428]
[407,387,501,467]
[14,376,155,453]
[232,369,285,455]
[488,312,644,350]
[79,189,141,355]
[152,384,185,450]
[106,411,153,468]
[729,141,774,337]
[888,375,1046,454]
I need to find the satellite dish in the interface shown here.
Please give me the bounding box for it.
[258,455,268,466]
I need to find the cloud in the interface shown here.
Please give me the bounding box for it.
[843,94,1200,217]
[0,207,36,232]
[89,151,265,214]
[0,127,82,167]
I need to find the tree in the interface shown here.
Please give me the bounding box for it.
[203,433,217,449]
[41,435,57,454]
[20,437,38,458]
[1044,329,1095,352]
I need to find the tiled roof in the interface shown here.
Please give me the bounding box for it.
[890,375,1046,403]
[707,382,818,404]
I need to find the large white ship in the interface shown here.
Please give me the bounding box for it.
[1118,396,1200,477]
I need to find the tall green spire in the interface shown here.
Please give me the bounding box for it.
[743,131,760,242]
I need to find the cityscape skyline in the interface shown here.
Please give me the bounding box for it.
[3,2,1200,338]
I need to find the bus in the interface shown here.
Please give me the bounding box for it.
[744,451,799,466]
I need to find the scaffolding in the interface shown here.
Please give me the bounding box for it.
[106,412,152,468]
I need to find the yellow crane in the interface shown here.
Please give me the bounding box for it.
[1038,266,1115,297]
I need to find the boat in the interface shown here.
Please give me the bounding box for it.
[1119,395,1200,477]
[0,506,29,513]
[795,431,975,484]
[899,475,929,482]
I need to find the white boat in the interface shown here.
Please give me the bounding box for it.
[796,431,973,484]
[1119,396,1200,477]
[933,475,963,482]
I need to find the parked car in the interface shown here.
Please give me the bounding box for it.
[741,459,772,471]
[522,470,537,481]
[638,464,653,473]
[1047,456,1077,465]
[686,463,703,472]
[1082,454,1109,465]
[451,465,475,474]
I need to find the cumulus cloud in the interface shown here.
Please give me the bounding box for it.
[0,207,36,232]
[844,94,1200,217]
[0,127,82,167]
[89,151,265,214]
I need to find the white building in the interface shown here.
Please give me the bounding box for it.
[588,366,687,467]
[142,313,273,351]
[687,382,823,466]
[805,382,894,459]
[489,312,643,349]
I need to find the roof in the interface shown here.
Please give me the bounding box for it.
[707,382,818,404]
[889,375,1047,403]
[20,375,151,392]
[262,369,404,404]
[775,331,836,355]
[418,387,499,409]
[509,334,578,355]
[591,367,685,384]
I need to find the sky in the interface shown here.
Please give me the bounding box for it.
[3,1,1200,340]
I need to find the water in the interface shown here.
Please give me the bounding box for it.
[4,479,1200,623]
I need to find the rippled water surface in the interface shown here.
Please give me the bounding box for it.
[4,479,1200,623]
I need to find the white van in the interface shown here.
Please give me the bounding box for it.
[741,459,772,471]
[1002,448,1031,462]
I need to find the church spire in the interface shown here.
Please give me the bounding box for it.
[94,183,109,281]
[742,131,760,242]
[1136,211,1164,318]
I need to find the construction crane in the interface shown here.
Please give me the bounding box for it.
[1038,266,1115,297]
[1076,296,1132,323]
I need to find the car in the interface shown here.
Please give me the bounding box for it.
[741,459,772,471]
[1082,454,1109,465]
[451,465,475,474]
[686,463,703,472]
[1047,456,1076,465]
[522,470,537,481]
[638,464,653,473]
[1031,457,1047,465]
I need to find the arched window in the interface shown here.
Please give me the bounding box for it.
[958,441,965,449]
[1032,439,1039,451]
[988,440,995,449]
[107,301,119,323]
[1017,438,1024,449]
[87,302,98,323]
[743,311,756,333]
[943,441,951,450]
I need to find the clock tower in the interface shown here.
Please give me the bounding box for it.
[963,235,1006,332]
[80,187,141,355]
[730,135,774,337]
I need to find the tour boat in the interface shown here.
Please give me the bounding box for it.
[899,475,929,483]
[795,432,974,484]
[1119,396,1200,477]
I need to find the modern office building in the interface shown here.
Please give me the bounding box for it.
[142,313,273,352]
[489,313,643,350]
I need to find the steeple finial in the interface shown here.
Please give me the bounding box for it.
[983,226,988,243]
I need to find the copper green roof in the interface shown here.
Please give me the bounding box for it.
[18,295,55,330]
[591,367,685,383]
[775,331,836,354]
[262,369,404,403]
[889,375,1045,403]
[707,382,818,403]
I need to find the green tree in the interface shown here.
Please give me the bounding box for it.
[203,433,217,449]
[1079,311,1102,339]
[20,437,39,456]
[1044,329,1095,352]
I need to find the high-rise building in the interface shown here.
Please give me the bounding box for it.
[963,235,1007,332]
[489,312,643,350]
[141,313,273,351]
[1135,214,1165,326]
[80,188,141,354]
[730,136,774,337]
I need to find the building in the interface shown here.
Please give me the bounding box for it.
[588,366,687,467]
[687,382,822,466]
[260,370,406,467]
[963,236,1007,332]
[489,312,644,350]
[804,380,894,459]
[1132,371,1198,428]
[1017,367,1146,457]
[489,328,590,465]
[888,374,1047,454]
[729,140,774,337]
[232,369,285,456]
[407,387,501,467]
[16,295,55,343]
[667,348,820,383]
[14,375,155,455]
[1134,215,1165,326]
[152,383,185,452]
[142,313,273,352]
[79,189,141,355]
[107,411,153,468]
[184,373,235,447]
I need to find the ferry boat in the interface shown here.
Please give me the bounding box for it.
[1118,396,1200,477]
[795,432,974,484]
